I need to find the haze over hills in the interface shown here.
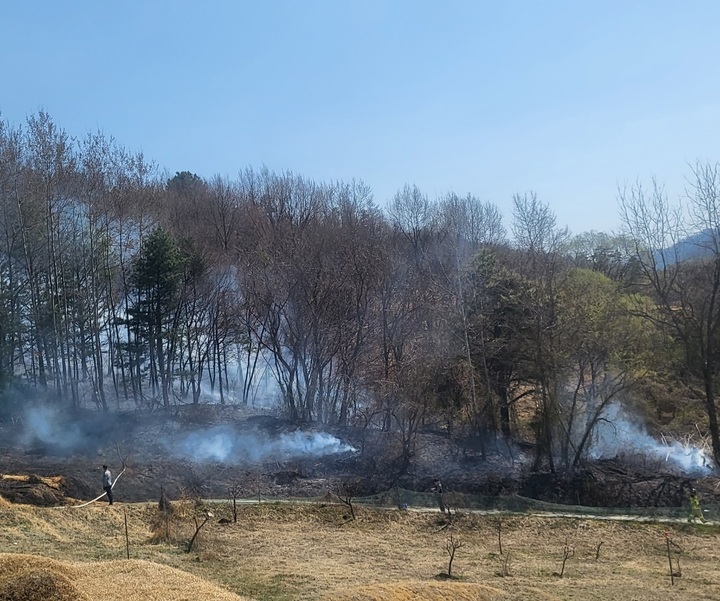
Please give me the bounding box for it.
[654,228,719,267]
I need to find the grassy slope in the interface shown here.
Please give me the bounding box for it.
[1,498,720,601]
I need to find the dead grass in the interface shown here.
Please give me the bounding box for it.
[0,554,89,601]
[1,501,720,600]
[317,580,562,601]
[73,558,250,600]
[0,553,250,601]
[1,474,64,489]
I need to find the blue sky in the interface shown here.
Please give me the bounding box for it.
[2,1,720,235]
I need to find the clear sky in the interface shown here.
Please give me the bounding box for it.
[2,1,720,235]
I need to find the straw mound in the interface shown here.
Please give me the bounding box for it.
[0,554,251,601]
[73,559,251,601]
[0,474,90,507]
[320,580,561,601]
[0,554,87,601]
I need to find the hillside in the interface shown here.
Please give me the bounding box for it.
[1,403,718,512]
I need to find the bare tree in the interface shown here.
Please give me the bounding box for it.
[445,533,463,578]
[336,481,357,521]
[0,118,26,391]
[186,510,213,553]
[619,165,720,464]
[511,192,570,470]
[436,192,507,449]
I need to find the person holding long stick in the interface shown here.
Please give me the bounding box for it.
[71,462,126,508]
[103,465,114,505]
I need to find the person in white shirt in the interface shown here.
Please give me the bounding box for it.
[102,465,114,505]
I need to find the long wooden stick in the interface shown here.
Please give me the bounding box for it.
[71,466,126,508]
[124,508,130,559]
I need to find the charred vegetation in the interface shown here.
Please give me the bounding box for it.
[0,402,716,511]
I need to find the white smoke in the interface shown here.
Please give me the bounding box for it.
[588,403,713,474]
[171,426,356,463]
[22,406,86,451]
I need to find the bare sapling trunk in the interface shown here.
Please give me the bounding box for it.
[229,484,240,523]
[665,533,682,585]
[124,508,130,559]
[186,511,213,553]
[445,533,463,578]
[496,518,504,556]
[337,483,356,521]
[499,552,512,577]
[554,537,574,578]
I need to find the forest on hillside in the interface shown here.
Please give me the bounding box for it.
[1,111,720,473]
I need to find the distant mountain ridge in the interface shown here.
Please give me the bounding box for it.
[654,228,718,266]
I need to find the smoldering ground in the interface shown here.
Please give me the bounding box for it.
[167,426,356,464]
[13,405,356,466]
[587,402,713,475]
[5,400,716,509]
[18,406,125,456]
[1,406,360,503]
[14,402,711,476]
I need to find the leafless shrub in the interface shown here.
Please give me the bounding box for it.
[553,537,575,577]
[149,507,179,544]
[229,483,241,523]
[445,533,463,578]
[148,486,178,543]
[337,482,356,521]
[186,511,214,553]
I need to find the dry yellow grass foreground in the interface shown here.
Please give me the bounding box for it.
[317,580,561,601]
[0,553,251,601]
[2,499,720,600]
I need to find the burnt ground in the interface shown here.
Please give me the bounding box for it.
[0,406,357,506]
[0,404,718,509]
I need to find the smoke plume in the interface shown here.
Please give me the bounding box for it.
[588,403,713,475]
[21,407,90,452]
[170,425,356,464]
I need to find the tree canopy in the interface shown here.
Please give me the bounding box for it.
[0,111,715,474]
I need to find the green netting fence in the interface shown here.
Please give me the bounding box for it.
[233,489,719,522]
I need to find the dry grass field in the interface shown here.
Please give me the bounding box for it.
[1,496,720,601]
